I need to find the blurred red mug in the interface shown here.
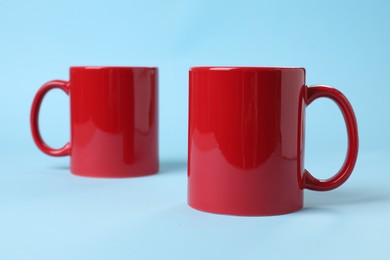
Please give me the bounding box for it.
[188,66,358,216]
[31,66,159,178]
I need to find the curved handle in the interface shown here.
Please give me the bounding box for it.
[303,85,358,191]
[30,80,71,156]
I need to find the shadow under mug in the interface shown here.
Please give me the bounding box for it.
[31,66,159,178]
[188,66,359,216]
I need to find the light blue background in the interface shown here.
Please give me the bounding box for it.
[1,0,389,259]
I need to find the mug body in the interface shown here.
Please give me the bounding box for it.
[188,67,306,215]
[69,67,159,177]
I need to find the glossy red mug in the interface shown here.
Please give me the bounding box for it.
[31,66,159,178]
[188,67,358,216]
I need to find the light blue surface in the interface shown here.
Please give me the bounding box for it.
[1,0,389,259]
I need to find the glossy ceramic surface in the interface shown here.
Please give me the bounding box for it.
[31,67,159,177]
[188,67,358,216]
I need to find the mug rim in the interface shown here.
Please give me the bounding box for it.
[190,66,305,72]
[70,66,158,70]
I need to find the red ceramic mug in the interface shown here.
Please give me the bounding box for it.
[188,66,358,216]
[31,66,159,178]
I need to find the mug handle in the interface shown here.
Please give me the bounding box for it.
[30,80,71,156]
[303,85,359,191]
